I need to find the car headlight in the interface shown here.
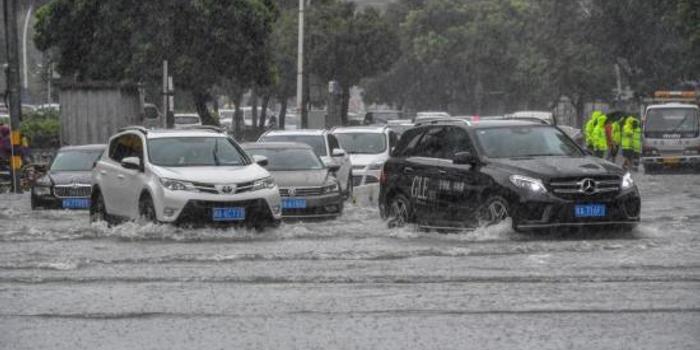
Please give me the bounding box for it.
[509,175,547,194]
[33,186,51,196]
[322,182,340,194]
[367,161,384,171]
[252,176,275,191]
[160,178,197,192]
[621,172,635,190]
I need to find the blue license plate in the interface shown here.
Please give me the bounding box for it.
[62,198,90,209]
[282,198,307,209]
[212,207,246,221]
[574,204,607,218]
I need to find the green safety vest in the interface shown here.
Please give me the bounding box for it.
[594,116,608,151]
[622,118,634,150]
[632,126,642,153]
[611,121,621,145]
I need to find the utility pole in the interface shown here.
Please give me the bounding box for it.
[296,0,305,128]
[162,60,169,128]
[4,0,24,193]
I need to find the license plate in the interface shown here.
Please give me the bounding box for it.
[212,207,246,221]
[574,204,607,218]
[282,198,307,209]
[62,198,90,209]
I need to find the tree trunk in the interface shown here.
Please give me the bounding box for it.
[232,92,243,134]
[340,85,350,126]
[251,89,259,131]
[259,94,270,129]
[278,98,287,130]
[193,91,215,125]
[301,73,310,128]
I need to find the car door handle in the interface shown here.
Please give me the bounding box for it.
[437,169,447,175]
[403,167,415,174]
[99,170,107,175]
[117,174,125,180]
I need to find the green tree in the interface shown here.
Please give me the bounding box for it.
[34,0,278,125]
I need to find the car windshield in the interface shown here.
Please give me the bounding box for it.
[148,137,247,167]
[645,108,699,133]
[334,133,387,154]
[50,150,103,171]
[175,116,200,125]
[475,126,583,158]
[259,135,327,156]
[246,148,324,171]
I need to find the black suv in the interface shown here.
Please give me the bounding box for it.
[379,119,641,232]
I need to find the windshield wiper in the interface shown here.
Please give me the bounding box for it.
[669,115,693,134]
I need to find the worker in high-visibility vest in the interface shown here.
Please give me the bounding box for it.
[593,113,608,158]
[621,116,635,170]
[632,117,642,171]
[611,117,622,161]
[584,111,600,150]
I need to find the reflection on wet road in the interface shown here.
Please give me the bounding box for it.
[1,174,699,349]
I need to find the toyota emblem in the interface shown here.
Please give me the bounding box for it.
[221,185,235,194]
[579,178,597,195]
[288,187,296,196]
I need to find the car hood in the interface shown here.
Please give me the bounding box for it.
[152,164,270,183]
[489,156,623,181]
[268,169,331,187]
[349,153,387,167]
[48,171,93,185]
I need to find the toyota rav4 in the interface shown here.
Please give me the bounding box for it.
[90,127,281,228]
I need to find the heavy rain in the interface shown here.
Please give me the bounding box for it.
[1,0,699,349]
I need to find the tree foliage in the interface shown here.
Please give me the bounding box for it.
[34,0,278,125]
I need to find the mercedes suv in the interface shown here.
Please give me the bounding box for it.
[90,127,282,228]
[379,119,641,232]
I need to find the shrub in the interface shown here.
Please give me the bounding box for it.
[20,109,60,149]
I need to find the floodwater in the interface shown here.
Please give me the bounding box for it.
[1,175,699,349]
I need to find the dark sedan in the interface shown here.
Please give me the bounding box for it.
[31,144,105,210]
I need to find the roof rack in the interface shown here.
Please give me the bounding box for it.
[118,126,149,134]
[414,118,471,127]
[501,117,550,125]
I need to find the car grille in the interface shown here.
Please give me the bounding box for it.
[191,181,255,195]
[279,187,324,197]
[53,185,92,198]
[548,175,621,199]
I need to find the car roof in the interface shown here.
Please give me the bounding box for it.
[174,113,200,117]
[59,144,106,152]
[415,118,547,129]
[332,126,388,133]
[647,103,699,109]
[119,128,228,139]
[241,142,312,150]
[263,129,327,136]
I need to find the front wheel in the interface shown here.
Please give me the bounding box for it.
[138,195,158,223]
[476,196,510,227]
[386,194,412,228]
[90,191,108,223]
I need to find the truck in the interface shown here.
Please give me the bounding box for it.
[641,91,700,172]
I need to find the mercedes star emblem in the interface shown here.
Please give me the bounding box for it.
[579,178,597,195]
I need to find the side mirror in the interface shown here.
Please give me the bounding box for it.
[121,157,142,171]
[328,163,341,173]
[252,154,269,167]
[332,148,346,157]
[453,151,479,166]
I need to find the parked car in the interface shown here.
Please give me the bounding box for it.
[31,144,105,210]
[173,113,202,129]
[242,142,344,219]
[90,127,281,229]
[363,110,409,126]
[379,119,640,232]
[332,125,398,187]
[258,129,353,199]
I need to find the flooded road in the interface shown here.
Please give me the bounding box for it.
[1,174,699,349]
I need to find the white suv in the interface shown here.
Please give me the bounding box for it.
[90,127,282,228]
[258,129,353,199]
[332,126,398,186]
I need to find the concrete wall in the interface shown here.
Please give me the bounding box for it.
[59,85,142,146]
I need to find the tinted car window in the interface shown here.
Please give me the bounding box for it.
[414,126,450,158]
[394,128,425,157]
[443,127,474,159]
[109,134,143,162]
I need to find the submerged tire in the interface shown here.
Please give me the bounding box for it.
[90,191,108,223]
[387,194,412,228]
[138,195,157,223]
[477,196,510,227]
